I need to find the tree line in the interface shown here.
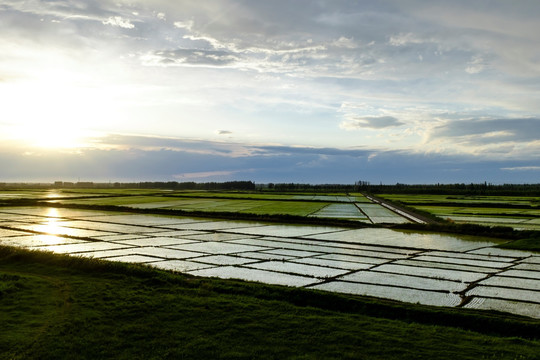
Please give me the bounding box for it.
[4,181,540,195]
[137,181,256,191]
[356,182,540,196]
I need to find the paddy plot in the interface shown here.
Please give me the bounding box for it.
[310,281,462,307]
[151,259,215,272]
[464,298,540,319]
[32,241,132,254]
[1,206,539,319]
[189,266,317,287]
[310,203,368,221]
[0,234,86,247]
[224,224,345,238]
[307,228,501,252]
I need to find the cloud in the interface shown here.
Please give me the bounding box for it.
[1,133,539,184]
[254,145,372,158]
[173,170,240,180]
[142,49,240,67]
[331,36,358,49]
[465,55,487,74]
[388,33,430,47]
[102,16,135,29]
[95,134,375,159]
[95,134,255,156]
[422,117,540,160]
[340,116,405,130]
[501,166,540,171]
[174,20,194,30]
[216,130,232,135]
[1,0,540,172]
[430,118,540,143]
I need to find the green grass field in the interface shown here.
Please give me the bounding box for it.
[1,246,539,359]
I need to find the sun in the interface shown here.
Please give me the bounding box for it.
[1,70,107,150]
[6,120,94,150]
[15,124,90,149]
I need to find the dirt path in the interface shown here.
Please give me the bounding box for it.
[362,193,437,224]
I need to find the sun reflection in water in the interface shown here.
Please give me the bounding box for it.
[34,234,63,245]
[46,191,62,198]
[37,208,68,244]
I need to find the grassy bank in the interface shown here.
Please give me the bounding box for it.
[1,246,539,359]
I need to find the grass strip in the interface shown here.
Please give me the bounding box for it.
[496,238,540,252]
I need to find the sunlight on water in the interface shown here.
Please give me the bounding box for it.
[35,234,65,245]
[35,208,67,244]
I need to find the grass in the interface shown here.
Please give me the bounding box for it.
[497,237,540,252]
[1,245,539,359]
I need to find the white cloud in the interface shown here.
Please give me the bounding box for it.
[102,16,135,29]
[173,170,237,179]
[389,33,428,46]
[501,166,540,171]
[332,37,357,49]
[465,55,486,74]
[1,132,537,183]
[340,116,405,130]
[174,20,194,31]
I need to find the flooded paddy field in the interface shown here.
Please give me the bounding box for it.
[1,206,539,319]
[379,193,540,230]
[50,190,409,224]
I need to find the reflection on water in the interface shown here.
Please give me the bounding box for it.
[41,208,64,235]
[0,193,24,198]
[46,191,62,198]
[35,208,65,244]
[20,208,98,240]
[35,234,64,245]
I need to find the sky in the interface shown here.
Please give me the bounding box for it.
[1,0,539,184]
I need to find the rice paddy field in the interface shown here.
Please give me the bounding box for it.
[0,202,540,318]
[378,193,540,230]
[1,188,539,358]
[0,205,538,318]
[33,190,407,224]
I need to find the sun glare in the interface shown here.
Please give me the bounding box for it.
[32,208,67,244]
[16,124,89,149]
[1,68,114,150]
